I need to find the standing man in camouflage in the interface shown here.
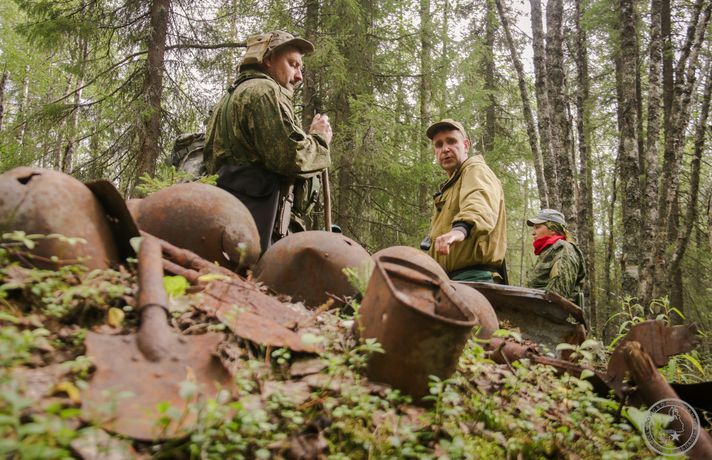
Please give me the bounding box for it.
[424,119,507,283]
[204,31,332,254]
[526,209,586,304]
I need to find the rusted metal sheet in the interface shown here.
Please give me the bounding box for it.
[132,183,260,272]
[0,167,119,270]
[84,180,140,263]
[358,255,478,401]
[448,282,499,339]
[157,234,317,353]
[456,282,586,352]
[606,320,699,398]
[623,342,712,458]
[254,231,372,308]
[83,236,230,441]
[372,246,448,281]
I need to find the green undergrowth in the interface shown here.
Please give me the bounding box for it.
[0,234,705,458]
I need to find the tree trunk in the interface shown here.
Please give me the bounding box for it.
[63,27,90,174]
[530,0,557,207]
[132,0,171,195]
[437,0,450,118]
[496,0,548,207]
[638,0,663,307]
[482,0,496,155]
[604,154,620,320]
[0,70,8,132]
[418,0,433,217]
[616,0,642,295]
[574,0,596,330]
[546,0,576,226]
[17,65,30,147]
[669,61,711,311]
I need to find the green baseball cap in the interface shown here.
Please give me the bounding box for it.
[241,31,315,66]
[527,209,567,226]
[426,118,468,140]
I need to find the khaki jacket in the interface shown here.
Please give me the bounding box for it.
[204,68,331,178]
[428,155,507,273]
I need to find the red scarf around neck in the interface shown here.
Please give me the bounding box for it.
[533,235,566,255]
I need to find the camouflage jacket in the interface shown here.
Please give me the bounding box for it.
[428,155,507,274]
[203,68,331,179]
[527,239,586,303]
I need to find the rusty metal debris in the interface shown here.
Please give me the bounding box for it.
[254,230,372,308]
[156,234,318,353]
[448,282,499,339]
[82,236,230,441]
[456,282,586,352]
[606,320,700,398]
[371,245,448,281]
[0,167,120,270]
[623,341,712,458]
[130,183,260,273]
[84,180,140,262]
[358,254,479,401]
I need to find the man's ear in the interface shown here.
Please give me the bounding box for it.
[464,138,471,151]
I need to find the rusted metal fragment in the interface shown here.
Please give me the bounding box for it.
[359,255,477,401]
[0,167,119,269]
[623,341,712,458]
[607,320,700,398]
[83,237,231,441]
[254,231,372,308]
[672,382,712,416]
[133,183,260,272]
[156,233,316,353]
[484,338,611,396]
[84,180,139,263]
[457,282,586,352]
[448,282,499,339]
[372,246,447,280]
[217,306,317,353]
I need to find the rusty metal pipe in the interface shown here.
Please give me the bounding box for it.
[136,236,171,362]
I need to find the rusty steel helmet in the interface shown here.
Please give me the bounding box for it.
[371,246,447,281]
[447,282,499,339]
[253,230,371,308]
[131,183,260,272]
[0,167,121,270]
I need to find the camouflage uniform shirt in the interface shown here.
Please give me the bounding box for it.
[204,68,331,178]
[527,239,586,303]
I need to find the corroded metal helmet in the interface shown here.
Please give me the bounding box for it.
[448,282,499,339]
[0,167,120,270]
[371,246,447,281]
[130,183,260,272]
[253,230,371,308]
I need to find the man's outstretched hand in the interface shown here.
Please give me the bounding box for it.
[434,229,466,255]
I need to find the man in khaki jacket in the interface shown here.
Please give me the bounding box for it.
[424,119,507,282]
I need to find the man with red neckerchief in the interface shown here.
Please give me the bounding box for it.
[526,209,586,305]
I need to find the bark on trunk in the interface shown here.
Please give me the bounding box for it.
[132,0,171,196]
[496,0,548,207]
[616,0,642,295]
[17,65,30,147]
[531,0,558,207]
[482,0,496,155]
[574,0,596,330]
[546,0,576,226]
[669,62,711,311]
[639,0,663,306]
[302,0,321,128]
[0,70,8,132]
[418,0,433,216]
[63,28,90,174]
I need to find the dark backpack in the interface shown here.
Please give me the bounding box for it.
[170,132,206,177]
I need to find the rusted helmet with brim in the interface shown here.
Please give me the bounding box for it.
[371,245,447,281]
[253,230,371,308]
[240,30,315,66]
[130,183,260,272]
[0,167,121,270]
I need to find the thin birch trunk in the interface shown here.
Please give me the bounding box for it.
[0,70,8,132]
[495,0,548,207]
[17,65,30,147]
[418,0,433,217]
[483,0,496,155]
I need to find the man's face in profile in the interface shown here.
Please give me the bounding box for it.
[264,47,304,91]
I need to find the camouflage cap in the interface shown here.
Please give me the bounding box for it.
[426,118,468,140]
[241,31,315,66]
[527,209,567,226]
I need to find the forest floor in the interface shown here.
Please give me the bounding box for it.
[0,241,707,459]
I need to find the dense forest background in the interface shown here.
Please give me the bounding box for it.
[0,0,710,341]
